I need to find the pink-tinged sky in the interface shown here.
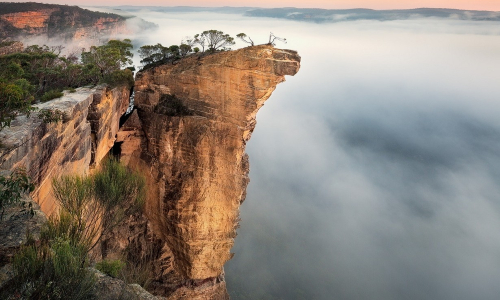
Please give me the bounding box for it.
[40,0,500,11]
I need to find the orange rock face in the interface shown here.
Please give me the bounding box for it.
[121,45,300,298]
[0,4,130,49]
[1,9,56,33]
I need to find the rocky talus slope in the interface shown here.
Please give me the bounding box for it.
[115,45,300,298]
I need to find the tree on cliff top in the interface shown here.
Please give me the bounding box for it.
[81,39,134,88]
[138,43,181,66]
[194,30,235,52]
[81,39,133,77]
[236,33,254,46]
[268,32,287,46]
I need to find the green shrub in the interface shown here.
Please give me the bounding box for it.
[101,69,134,88]
[0,168,35,219]
[5,233,96,299]
[0,78,35,129]
[51,175,101,252]
[38,108,66,124]
[93,158,146,214]
[0,159,146,299]
[51,159,145,252]
[95,259,125,278]
[41,210,94,253]
[41,89,64,102]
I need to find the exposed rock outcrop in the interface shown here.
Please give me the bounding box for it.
[0,44,300,299]
[0,85,130,215]
[92,268,166,300]
[0,3,150,51]
[0,41,23,56]
[0,197,46,268]
[116,45,300,298]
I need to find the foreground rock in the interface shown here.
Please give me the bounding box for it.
[116,45,300,298]
[0,85,130,215]
[92,269,166,300]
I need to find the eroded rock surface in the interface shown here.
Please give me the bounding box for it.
[0,85,130,215]
[119,45,300,298]
[0,3,140,51]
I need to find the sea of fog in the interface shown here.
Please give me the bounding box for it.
[94,8,500,300]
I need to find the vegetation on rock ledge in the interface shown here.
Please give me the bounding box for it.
[0,159,146,299]
[0,40,134,131]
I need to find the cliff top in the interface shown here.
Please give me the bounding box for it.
[137,44,301,77]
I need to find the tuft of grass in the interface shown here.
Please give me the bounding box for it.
[95,259,125,278]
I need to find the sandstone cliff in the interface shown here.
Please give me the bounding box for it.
[0,85,130,215]
[114,45,300,298]
[0,3,137,50]
[0,45,300,299]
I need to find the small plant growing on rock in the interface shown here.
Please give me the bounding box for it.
[95,259,125,278]
[38,108,66,124]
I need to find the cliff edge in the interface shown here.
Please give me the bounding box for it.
[116,45,300,298]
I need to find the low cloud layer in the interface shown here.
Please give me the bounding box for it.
[97,8,500,300]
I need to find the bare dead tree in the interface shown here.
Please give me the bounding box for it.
[268,32,287,46]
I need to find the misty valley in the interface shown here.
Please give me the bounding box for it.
[1,3,500,300]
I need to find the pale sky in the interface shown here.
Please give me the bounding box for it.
[30,0,500,11]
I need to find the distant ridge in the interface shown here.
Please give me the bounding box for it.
[244,7,500,23]
[111,6,500,23]
[0,2,127,40]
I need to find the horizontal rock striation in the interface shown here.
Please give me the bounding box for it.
[0,85,130,215]
[123,45,300,298]
[0,3,131,50]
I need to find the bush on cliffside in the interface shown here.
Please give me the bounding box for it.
[52,158,145,252]
[95,259,125,278]
[0,168,35,220]
[4,217,97,300]
[0,159,146,299]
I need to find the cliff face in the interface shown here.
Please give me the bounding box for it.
[119,45,300,298]
[0,3,130,49]
[0,45,300,299]
[0,86,130,215]
[0,41,23,56]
